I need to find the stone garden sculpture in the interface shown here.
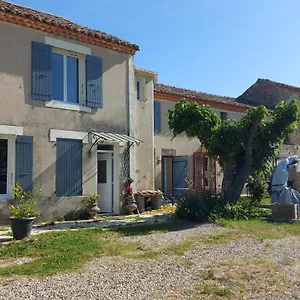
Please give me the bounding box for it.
[271,156,300,204]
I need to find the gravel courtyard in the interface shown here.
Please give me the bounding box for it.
[1,222,300,299]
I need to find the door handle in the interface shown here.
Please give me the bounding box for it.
[20,173,28,175]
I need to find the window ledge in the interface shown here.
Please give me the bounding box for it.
[45,101,92,113]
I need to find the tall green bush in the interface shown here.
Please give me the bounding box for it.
[215,197,264,221]
[176,190,264,222]
[246,174,268,204]
[176,190,218,222]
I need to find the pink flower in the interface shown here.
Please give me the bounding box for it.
[124,186,133,195]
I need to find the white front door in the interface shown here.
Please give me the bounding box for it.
[97,153,113,213]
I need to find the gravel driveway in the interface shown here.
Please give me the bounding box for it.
[1,223,300,300]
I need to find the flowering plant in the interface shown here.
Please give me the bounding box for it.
[9,183,41,218]
[122,180,136,204]
[85,194,100,205]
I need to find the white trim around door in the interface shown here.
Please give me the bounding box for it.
[97,152,113,213]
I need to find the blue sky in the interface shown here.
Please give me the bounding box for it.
[11,0,300,97]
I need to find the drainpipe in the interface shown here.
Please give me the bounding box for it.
[126,55,136,190]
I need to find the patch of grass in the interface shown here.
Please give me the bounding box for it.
[197,257,295,298]
[197,231,239,244]
[4,217,300,279]
[131,230,238,260]
[0,229,144,277]
[163,240,195,256]
[129,249,162,260]
[260,197,271,205]
[195,283,233,297]
[0,227,9,232]
[0,221,194,277]
[202,269,217,280]
[282,255,294,266]
[175,257,194,268]
[220,219,300,240]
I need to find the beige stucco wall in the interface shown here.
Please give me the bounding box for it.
[154,99,201,190]
[154,98,246,191]
[133,73,155,190]
[0,21,132,221]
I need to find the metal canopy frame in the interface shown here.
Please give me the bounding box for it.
[89,131,142,151]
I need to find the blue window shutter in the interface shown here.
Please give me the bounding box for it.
[154,101,161,133]
[172,156,188,196]
[86,55,103,108]
[32,41,52,100]
[56,139,82,197]
[16,136,33,192]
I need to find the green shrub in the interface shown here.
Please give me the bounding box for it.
[175,190,218,222]
[9,183,41,219]
[215,197,264,221]
[176,190,264,222]
[246,175,268,204]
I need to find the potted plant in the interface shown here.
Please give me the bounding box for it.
[123,178,137,214]
[85,194,100,219]
[9,183,41,240]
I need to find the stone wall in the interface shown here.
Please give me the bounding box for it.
[237,79,300,147]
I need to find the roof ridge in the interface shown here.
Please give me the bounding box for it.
[0,0,139,54]
[257,78,300,91]
[154,82,252,109]
[3,0,74,23]
[154,82,235,100]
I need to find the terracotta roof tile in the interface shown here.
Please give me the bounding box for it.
[154,83,251,108]
[0,1,139,53]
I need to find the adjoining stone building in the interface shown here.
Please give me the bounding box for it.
[236,79,300,189]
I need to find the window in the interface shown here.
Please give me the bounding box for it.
[162,149,175,156]
[154,101,161,133]
[220,111,228,121]
[52,51,81,104]
[137,81,140,100]
[98,145,114,151]
[32,41,103,109]
[98,160,107,184]
[136,77,145,101]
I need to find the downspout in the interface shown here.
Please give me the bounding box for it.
[126,55,136,190]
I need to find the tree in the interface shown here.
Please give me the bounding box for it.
[169,99,300,203]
